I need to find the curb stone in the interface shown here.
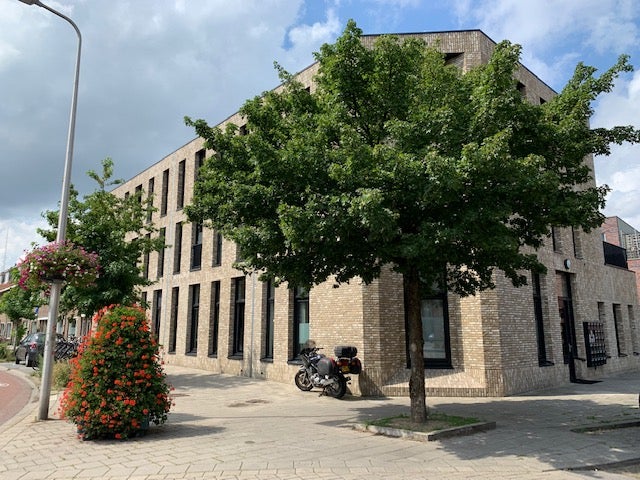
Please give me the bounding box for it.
[571,419,640,433]
[353,420,497,442]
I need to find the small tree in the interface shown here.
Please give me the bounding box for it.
[0,268,43,346]
[185,22,639,422]
[39,158,165,317]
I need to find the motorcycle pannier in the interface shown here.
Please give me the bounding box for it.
[317,356,337,376]
[334,345,357,358]
[348,358,362,374]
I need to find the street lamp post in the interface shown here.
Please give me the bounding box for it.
[18,0,82,421]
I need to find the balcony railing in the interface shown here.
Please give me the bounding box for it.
[603,241,628,269]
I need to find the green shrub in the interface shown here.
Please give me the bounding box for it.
[0,342,9,361]
[53,360,72,390]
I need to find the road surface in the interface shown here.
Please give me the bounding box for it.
[0,368,33,427]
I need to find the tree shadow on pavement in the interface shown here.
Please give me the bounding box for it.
[336,394,640,472]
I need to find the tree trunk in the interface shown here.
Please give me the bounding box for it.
[404,266,428,423]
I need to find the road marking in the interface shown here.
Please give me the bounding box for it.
[0,383,9,388]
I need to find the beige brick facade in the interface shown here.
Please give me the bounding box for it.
[113,30,640,397]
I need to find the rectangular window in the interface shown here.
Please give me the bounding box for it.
[168,287,179,354]
[161,169,169,216]
[191,222,203,270]
[571,227,583,258]
[209,281,220,357]
[405,278,451,368]
[142,233,151,280]
[134,184,143,203]
[532,272,552,366]
[152,289,162,339]
[629,305,638,354]
[157,227,166,278]
[173,222,183,274]
[146,177,155,223]
[613,304,625,356]
[187,284,200,354]
[212,231,223,266]
[263,280,275,359]
[195,149,205,181]
[551,226,560,252]
[232,277,246,357]
[293,286,309,358]
[177,159,186,210]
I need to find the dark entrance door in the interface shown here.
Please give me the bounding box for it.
[557,272,577,382]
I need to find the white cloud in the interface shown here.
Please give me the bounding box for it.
[592,70,640,227]
[0,217,48,270]
[285,8,341,69]
[452,0,640,87]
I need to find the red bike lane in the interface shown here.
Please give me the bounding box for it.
[0,368,34,427]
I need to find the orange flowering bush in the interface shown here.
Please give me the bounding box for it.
[59,304,172,440]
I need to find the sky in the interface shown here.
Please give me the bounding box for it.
[0,0,639,269]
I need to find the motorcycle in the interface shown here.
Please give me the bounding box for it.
[294,345,362,399]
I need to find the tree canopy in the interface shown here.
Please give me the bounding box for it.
[185,21,639,421]
[39,158,165,316]
[0,268,42,344]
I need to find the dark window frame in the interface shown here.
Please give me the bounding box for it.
[212,232,223,266]
[208,281,220,357]
[146,177,155,223]
[186,284,200,355]
[168,287,179,354]
[263,280,275,360]
[292,286,309,359]
[160,169,169,216]
[176,159,186,210]
[533,272,553,366]
[231,277,246,357]
[404,279,452,369]
[152,289,162,340]
[157,227,166,279]
[173,222,183,274]
[191,222,203,270]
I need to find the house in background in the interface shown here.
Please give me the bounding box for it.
[603,216,640,305]
[113,29,640,397]
[0,268,89,342]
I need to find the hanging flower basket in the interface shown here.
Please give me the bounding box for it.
[17,241,100,292]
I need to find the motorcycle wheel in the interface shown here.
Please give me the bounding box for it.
[324,375,347,399]
[294,370,313,391]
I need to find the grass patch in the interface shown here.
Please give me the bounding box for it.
[365,411,481,433]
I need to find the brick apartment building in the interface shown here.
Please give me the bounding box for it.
[603,216,640,304]
[112,30,640,397]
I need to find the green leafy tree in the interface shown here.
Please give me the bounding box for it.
[0,267,42,346]
[39,158,165,317]
[185,21,640,422]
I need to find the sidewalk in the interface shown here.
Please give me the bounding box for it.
[1,364,639,480]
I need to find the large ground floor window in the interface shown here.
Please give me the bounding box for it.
[405,279,451,368]
[293,286,309,358]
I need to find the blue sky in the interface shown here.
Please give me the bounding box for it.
[1,0,639,268]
